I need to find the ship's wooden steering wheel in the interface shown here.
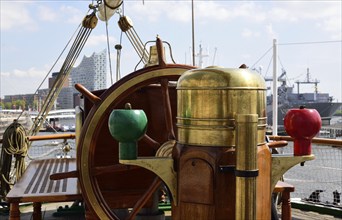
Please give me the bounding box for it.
[76,63,194,219]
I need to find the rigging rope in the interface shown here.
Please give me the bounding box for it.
[16,18,85,121]
[115,15,124,81]
[0,12,98,200]
[101,0,115,85]
[115,44,122,81]
[115,4,125,82]
[118,15,149,64]
[0,120,28,199]
[28,12,98,139]
[250,46,272,69]
[105,17,114,85]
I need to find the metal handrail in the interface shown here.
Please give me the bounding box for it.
[268,135,342,147]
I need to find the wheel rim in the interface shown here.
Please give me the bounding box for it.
[77,65,193,219]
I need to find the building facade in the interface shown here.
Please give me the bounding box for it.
[50,49,107,109]
[71,49,107,93]
[3,49,107,110]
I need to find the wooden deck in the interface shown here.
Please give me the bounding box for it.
[15,202,341,220]
[3,158,341,220]
[6,158,82,220]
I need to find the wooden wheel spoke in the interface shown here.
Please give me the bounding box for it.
[141,134,161,151]
[91,164,139,176]
[160,78,176,140]
[77,66,193,219]
[127,177,162,220]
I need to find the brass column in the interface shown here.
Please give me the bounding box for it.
[235,114,258,220]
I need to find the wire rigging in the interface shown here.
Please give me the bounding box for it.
[251,39,341,73]
[277,56,285,71]
[16,22,84,121]
[250,46,272,70]
[28,11,98,139]
[264,55,273,78]
[278,40,342,46]
[105,8,114,85]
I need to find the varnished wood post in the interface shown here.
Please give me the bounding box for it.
[84,203,96,220]
[32,202,42,220]
[281,191,291,220]
[274,181,294,220]
[9,202,20,220]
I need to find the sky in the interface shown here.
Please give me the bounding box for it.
[1,0,341,102]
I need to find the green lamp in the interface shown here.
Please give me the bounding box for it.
[108,103,147,160]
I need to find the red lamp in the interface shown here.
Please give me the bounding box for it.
[284,106,321,156]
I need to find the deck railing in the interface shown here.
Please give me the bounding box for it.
[269,135,342,209]
[1,133,341,210]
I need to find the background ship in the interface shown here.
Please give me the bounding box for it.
[266,68,342,130]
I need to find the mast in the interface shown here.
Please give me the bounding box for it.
[295,68,319,101]
[272,39,278,135]
[191,0,195,66]
[196,44,208,68]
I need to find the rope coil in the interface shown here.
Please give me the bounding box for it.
[0,120,28,199]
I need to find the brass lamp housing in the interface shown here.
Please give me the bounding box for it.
[176,67,267,147]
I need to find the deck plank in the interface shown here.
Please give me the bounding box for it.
[6,158,81,203]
